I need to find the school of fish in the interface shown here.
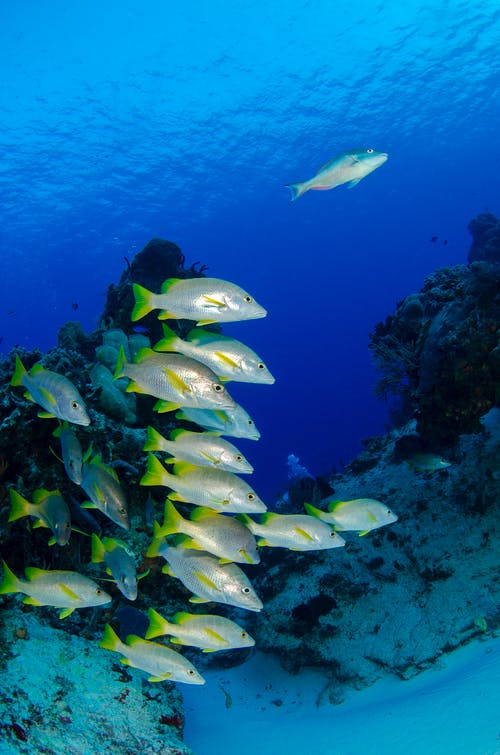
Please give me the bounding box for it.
[2,273,400,686]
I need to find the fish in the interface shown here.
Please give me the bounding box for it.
[0,561,111,619]
[80,454,130,530]
[10,355,90,426]
[8,488,72,546]
[406,454,451,472]
[145,608,255,653]
[91,534,143,600]
[154,324,275,385]
[99,623,205,684]
[304,498,398,535]
[143,426,254,474]
[141,456,267,514]
[176,405,261,440]
[53,421,84,484]
[149,543,263,612]
[154,501,260,564]
[131,277,267,325]
[238,512,345,550]
[114,346,236,414]
[286,148,388,201]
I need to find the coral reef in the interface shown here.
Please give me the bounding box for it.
[370,214,499,447]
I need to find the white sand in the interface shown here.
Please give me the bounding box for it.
[182,636,500,755]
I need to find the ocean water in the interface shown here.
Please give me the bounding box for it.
[0,2,499,753]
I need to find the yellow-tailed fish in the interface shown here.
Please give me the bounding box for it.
[305,498,398,535]
[176,405,261,440]
[114,345,236,414]
[145,608,255,652]
[80,454,130,530]
[143,426,254,474]
[10,355,90,426]
[154,501,260,564]
[286,148,388,201]
[154,324,275,385]
[91,534,143,600]
[53,421,83,484]
[9,488,72,546]
[131,276,267,325]
[148,542,263,611]
[99,623,205,684]
[141,456,267,514]
[407,454,451,472]
[0,561,111,619]
[238,512,345,550]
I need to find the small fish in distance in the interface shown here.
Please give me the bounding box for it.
[145,608,255,653]
[9,488,72,546]
[305,498,398,536]
[286,148,388,201]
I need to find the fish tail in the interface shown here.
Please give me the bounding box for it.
[154,323,180,352]
[157,500,183,537]
[145,525,164,557]
[99,623,125,653]
[304,502,323,518]
[143,426,168,453]
[0,560,22,595]
[113,345,128,380]
[131,283,155,322]
[90,532,106,563]
[140,454,169,487]
[145,607,171,639]
[10,355,27,387]
[8,489,33,522]
[285,181,308,201]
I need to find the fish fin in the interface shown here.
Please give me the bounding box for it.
[169,637,189,645]
[140,454,169,487]
[304,503,323,518]
[22,596,43,605]
[202,294,225,308]
[327,500,343,512]
[164,368,191,396]
[285,182,307,201]
[52,421,68,438]
[8,490,33,522]
[204,628,228,643]
[239,548,256,565]
[32,488,54,504]
[193,571,220,592]
[196,319,218,326]
[80,501,97,509]
[157,310,176,320]
[256,538,270,547]
[154,399,181,413]
[99,623,122,651]
[172,611,194,624]
[38,411,56,419]
[0,561,22,595]
[145,607,169,639]
[113,345,127,380]
[294,526,314,541]
[347,178,361,188]
[24,566,47,579]
[47,536,56,546]
[170,428,191,440]
[91,533,106,563]
[160,277,180,294]
[358,530,370,537]
[172,461,196,476]
[218,558,233,564]
[168,492,187,502]
[214,351,240,369]
[154,323,181,352]
[198,450,219,464]
[30,363,45,375]
[137,569,150,581]
[60,584,81,601]
[131,283,155,322]
[38,385,58,407]
[189,595,210,604]
[159,500,183,537]
[10,355,27,387]
[143,426,167,452]
[148,674,172,682]
[236,513,253,527]
[177,536,202,550]
[125,634,146,647]
[260,512,279,524]
[126,380,148,394]
[146,536,165,558]
[32,519,48,529]
[23,391,34,401]
[59,607,75,619]
[49,445,64,463]
[161,564,175,576]
[82,444,93,463]
[190,506,218,522]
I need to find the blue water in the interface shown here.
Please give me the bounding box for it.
[1,0,499,503]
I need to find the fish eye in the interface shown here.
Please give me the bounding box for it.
[119,507,126,514]
[95,588,102,595]
[247,420,254,426]
[247,493,255,501]
[244,295,253,303]
[235,455,243,462]
[242,586,251,594]
[213,383,224,392]
[257,363,265,370]
[367,148,374,153]
[329,531,337,538]
[187,669,195,676]
[71,400,80,410]
[240,631,248,638]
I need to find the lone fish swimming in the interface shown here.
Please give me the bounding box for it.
[286,148,388,200]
